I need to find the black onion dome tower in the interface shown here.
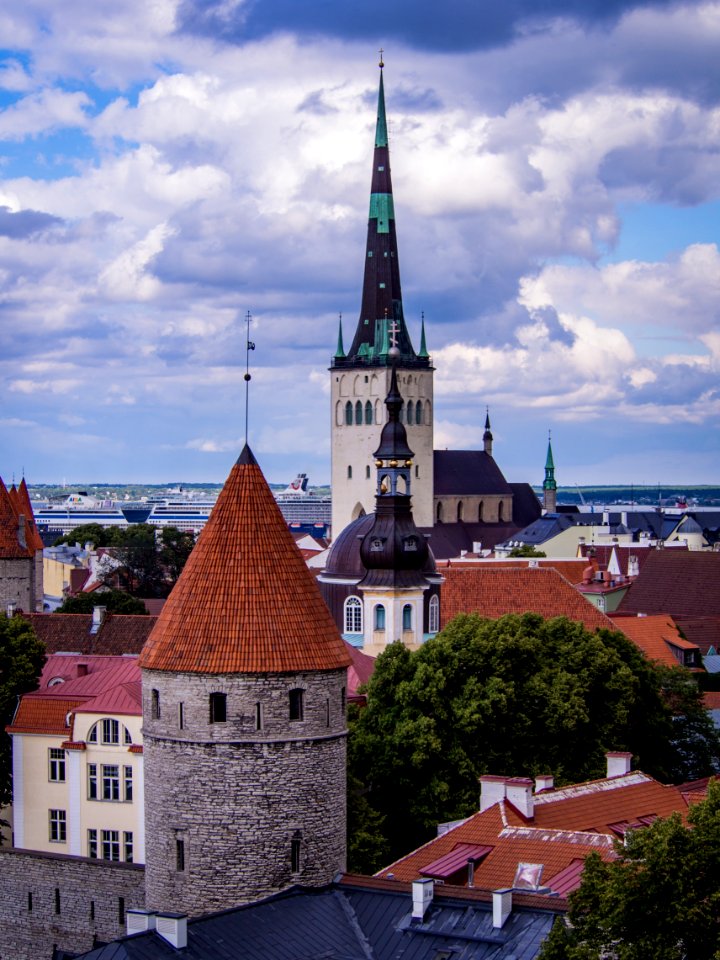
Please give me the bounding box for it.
[320,357,441,655]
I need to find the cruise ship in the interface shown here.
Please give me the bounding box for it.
[32,476,331,539]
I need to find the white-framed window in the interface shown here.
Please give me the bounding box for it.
[101,829,120,862]
[402,604,413,631]
[87,718,132,745]
[124,831,134,864]
[88,828,98,858]
[374,604,386,631]
[429,595,440,634]
[102,764,120,801]
[49,809,66,842]
[48,748,66,782]
[344,596,363,634]
[88,763,98,800]
[123,765,133,802]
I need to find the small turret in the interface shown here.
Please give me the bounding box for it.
[483,408,493,456]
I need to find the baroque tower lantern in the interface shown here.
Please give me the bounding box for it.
[542,433,558,514]
[330,59,434,536]
[139,445,351,917]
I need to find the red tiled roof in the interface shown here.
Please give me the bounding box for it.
[345,642,376,700]
[440,567,615,632]
[379,770,691,894]
[21,612,155,655]
[671,616,720,656]
[420,843,494,879]
[610,614,700,668]
[447,558,590,584]
[7,697,82,736]
[140,445,351,675]
[0,477,32,559]
[15,479,45,552]
[704,691,720,710]
[619,551,720,618]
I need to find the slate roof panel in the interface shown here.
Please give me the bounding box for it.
[21,613,155,655]
[434,450,514,496]
[140,447,350,675]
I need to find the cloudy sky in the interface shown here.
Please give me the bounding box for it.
[1,0,718,489]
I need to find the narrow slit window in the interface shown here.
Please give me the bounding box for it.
[289,688,304,722]
[255,702,263,731]
[291,830,302,873]
[209,692,227,723]
[178,702,184,730]
[151,688,160,720]
[176,837,185,871]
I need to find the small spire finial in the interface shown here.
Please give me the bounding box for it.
[379,48,384,69]
[244,311,255,446]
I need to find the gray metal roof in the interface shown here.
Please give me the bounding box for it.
[71,879,560,960]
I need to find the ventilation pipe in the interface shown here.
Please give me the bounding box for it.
[493,889,513,929]
[126,910,157,935]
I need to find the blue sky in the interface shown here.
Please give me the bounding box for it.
[0,0,718,487]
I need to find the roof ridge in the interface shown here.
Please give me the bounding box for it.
[533,772,653,804]
[499,825,616,847]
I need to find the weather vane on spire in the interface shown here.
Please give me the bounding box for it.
[244,310,255,446]
[379,48,384,69]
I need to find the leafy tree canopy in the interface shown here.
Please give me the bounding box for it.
[348,613,720,871]
[508,545,547,557]
[57,589,147,615]
[53,523,112,548]
[539,779,720,960]
[0,616,46,808]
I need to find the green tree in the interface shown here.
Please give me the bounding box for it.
[348,613,720,871]
[539,779,720,959]
[57,589,147,615]
[159,526,196,584]
[0,616,46,808]
[52,523,113,548]
[508,544,547,557]
[110,524,166,597]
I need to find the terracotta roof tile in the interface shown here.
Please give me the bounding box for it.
[619,551,720,618]
[21,612,155,655]
[440,567,615,632]
[0,477,32,558]
[610,614,700,668]
[140,445,350,674]
[7,697,82,736]
[379,771,691,893]
[14,479,45,552]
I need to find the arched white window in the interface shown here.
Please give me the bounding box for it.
[344,596,363,634]
[429,595,440,634]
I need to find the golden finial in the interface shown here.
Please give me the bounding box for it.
[379,48,384,69]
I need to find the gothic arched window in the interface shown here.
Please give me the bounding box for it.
[436,501,444,523]
[344,596,363,634]
[415,401,423,425]
[364,400,373,425]
[345,401,353,425]
[355,401,363,425]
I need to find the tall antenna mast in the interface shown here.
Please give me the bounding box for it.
[244,311,255,446]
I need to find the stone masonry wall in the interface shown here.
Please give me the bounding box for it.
[0,557,33,613]
[0,848,145,960]
[143,668,348,917]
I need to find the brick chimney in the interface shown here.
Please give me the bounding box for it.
[535,774,554,793]
[411,878,434,922]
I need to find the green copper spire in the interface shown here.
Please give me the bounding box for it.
[418,311,429,358]
[375,59,388,149]
[543,433,557,490]
[335,314,346,359]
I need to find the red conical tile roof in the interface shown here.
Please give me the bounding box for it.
[139,445,351,675]
[15,479,45,552]
[0,477,32,558]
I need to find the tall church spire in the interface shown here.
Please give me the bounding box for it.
[483,408,493,456]
[338,60,427,368]
[543,432,557,514]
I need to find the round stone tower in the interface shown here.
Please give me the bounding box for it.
[139,445,351,916]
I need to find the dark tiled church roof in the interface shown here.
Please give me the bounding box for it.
[619,550,720,618]
[434,450,513,496]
